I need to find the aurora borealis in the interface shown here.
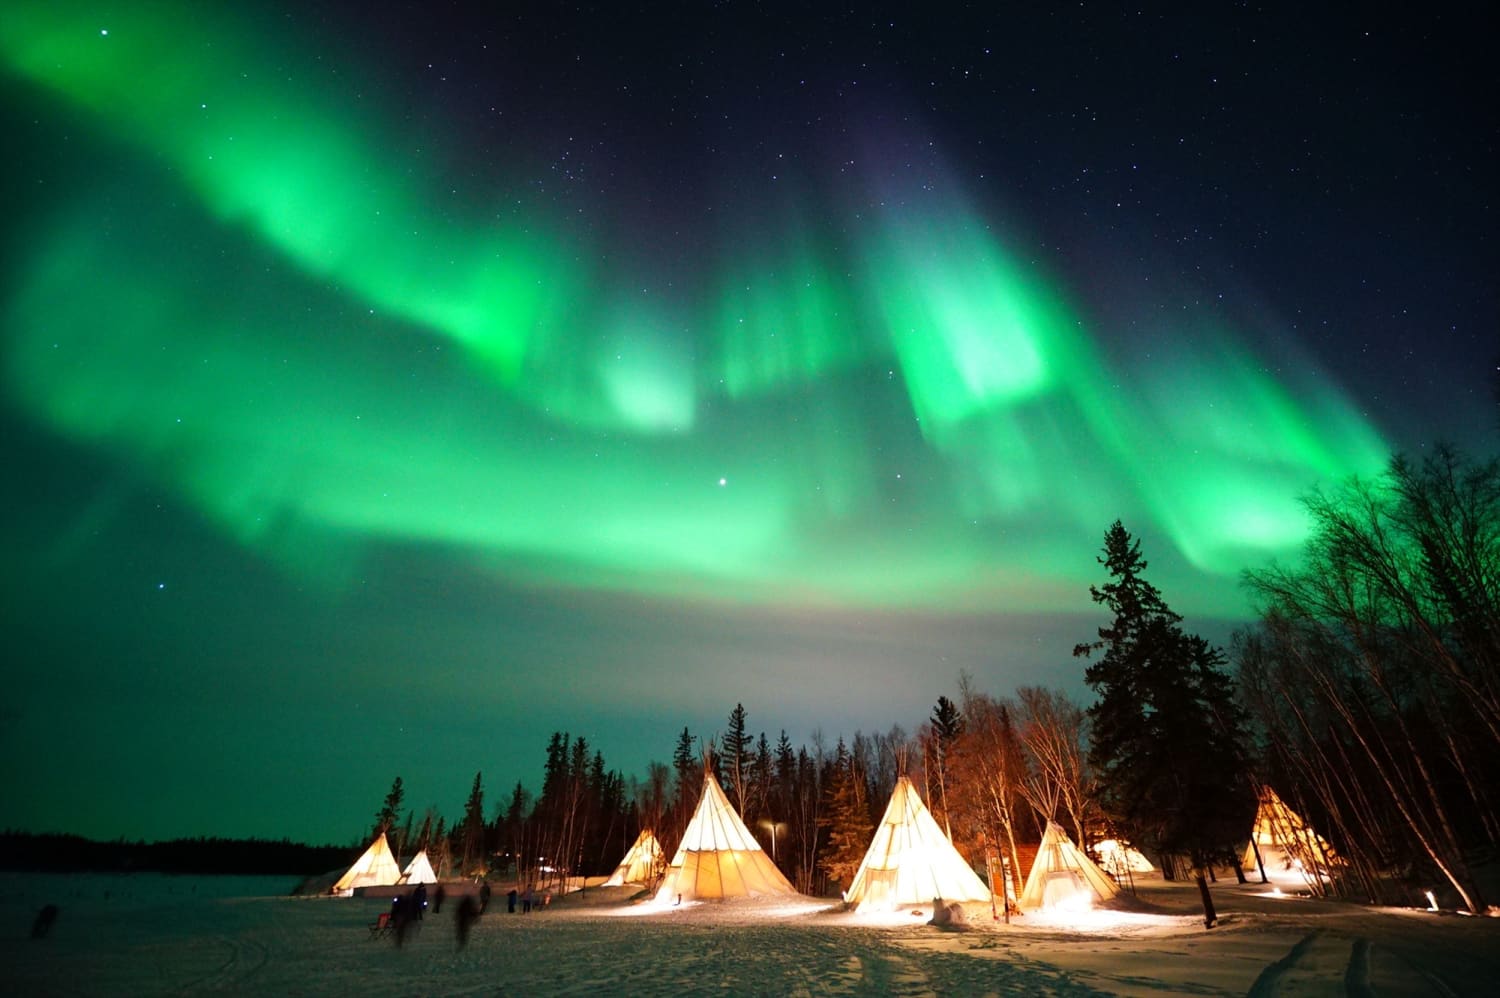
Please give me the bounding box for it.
[2,2,1493,844]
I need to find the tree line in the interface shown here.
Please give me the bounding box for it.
[366,439,1498,919]
[1236,446,1500,913]
[0,832,352,875]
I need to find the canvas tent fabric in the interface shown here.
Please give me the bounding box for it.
[1019,821,1120,910]
[1092,839,1153,876]
[399,849,437,885]
[1243,787,1340,875]
[653,771,797,902]
[842,776,992,912]
[331,832,403,896]
[605,829,664,887]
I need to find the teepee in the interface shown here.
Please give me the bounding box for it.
[1019,821,1119,911]
[1243,787,1339,877]
[653,768,797,902]
[331,832,403,896]
[1092,839,1153,876]
[399,849,437,885]
[843,776,992,912]
[605,829,664,887]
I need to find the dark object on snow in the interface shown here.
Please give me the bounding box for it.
[479,881,491,913]
[456,895,480,947]
[433,883,446,914]
[1195,872,1218,929]
[412,883,428,919]
[507,888,518,913]
[368,912,392,938]
[391,895,420,947]
[31,904,59,939]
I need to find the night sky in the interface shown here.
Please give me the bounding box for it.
[2,3,1493,845]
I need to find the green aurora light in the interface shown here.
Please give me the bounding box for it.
[1,3,1391,619]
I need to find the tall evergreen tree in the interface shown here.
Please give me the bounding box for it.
[722,703,753,815]
[819,738,872,890]
[747,731,773,826]
[1076,521,1254,927]
[668,726,699,848]
[928,696,963,838]
[792,745,824,893]
[398,808,415,859]
[459,771,486,876]
[503,781,533,882]
[373,776,404,839]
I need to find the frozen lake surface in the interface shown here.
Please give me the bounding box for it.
[4,872,1498,995]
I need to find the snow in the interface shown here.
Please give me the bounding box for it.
[5,871,1497,995]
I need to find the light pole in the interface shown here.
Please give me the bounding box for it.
[759,819,786,864]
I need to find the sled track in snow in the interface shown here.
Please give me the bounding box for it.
[1247,929,1322,998]
[170,931,269,994]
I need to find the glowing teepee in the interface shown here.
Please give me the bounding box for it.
[1019,821,1119,911]
[1092,839,1153,876]
[653,769,797,902]
[842,776,992,912]
[605,829,665,887]
[399,849,437,885]
[331,832,403,896]
[1243,787,1339,877]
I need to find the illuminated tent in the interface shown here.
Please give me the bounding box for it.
[1092,839,1153,876]
[1019,821,1119,911]
[653,769,798,902]
[331,832,403,896]
[398,849,437,885]
[605,829,664,887]
[842,776,992,912]
[1243,787,1339,877]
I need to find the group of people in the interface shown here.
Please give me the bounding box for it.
[387,882,432,945]
[504,884,551,914]
[385,880,552,949]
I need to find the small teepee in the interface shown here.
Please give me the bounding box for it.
[843,776,992,912]
[399,849,437,885]
[1243,787,1339,877]
[331,832,403,896]
[1019,822,1119,911]
[605,829,664,887]
[1092,839,1153,876]
[654,766,797,902]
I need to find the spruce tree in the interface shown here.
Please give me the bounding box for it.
[373,776,404,839]
[819,739,872,890]
[670,727,698,813]
[749,731,773,825]
[722,704,753,814]
[460,771,486,876]
[929,696,963,838]
[1075,521,1254,926]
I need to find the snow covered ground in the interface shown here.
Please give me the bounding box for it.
[4,871,1497,995]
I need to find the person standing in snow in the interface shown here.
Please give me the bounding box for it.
[455,895,479,948]
[412,883,428,919]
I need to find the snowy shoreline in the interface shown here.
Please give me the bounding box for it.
[6,872,1498,995]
